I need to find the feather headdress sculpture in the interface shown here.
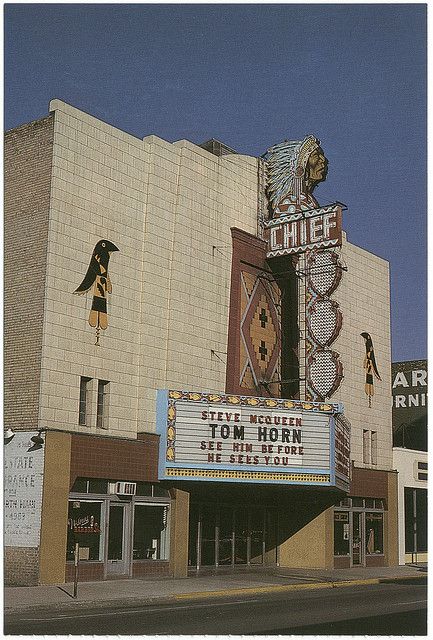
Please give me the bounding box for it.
[264,135,327,216]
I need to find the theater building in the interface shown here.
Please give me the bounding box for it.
[4,100,397,585]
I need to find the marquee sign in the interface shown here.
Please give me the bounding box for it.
[265,203,343,258]
[157,390,350,490]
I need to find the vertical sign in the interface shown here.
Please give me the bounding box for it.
[4,432,45,547]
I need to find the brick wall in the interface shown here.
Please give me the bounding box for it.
[69,432,160,486]
[351,466,389,499]
[4,547,39,586]
[4,116,54,429]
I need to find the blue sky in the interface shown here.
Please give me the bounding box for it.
[4,3,427,361]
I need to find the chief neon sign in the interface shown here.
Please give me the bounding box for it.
[265,203,343,257]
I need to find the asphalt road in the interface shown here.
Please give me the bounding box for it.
[5,580,427,636]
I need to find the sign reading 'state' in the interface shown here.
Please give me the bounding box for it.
[4,432,45,547]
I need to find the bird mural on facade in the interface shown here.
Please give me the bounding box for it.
[361,332,381,407]
[74,240,119,345]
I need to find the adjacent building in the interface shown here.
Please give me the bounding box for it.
[392,360,427,564]
[4,100,397,585]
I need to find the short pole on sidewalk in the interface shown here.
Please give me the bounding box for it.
[73,542,79,598]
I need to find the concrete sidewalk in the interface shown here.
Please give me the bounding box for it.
[4,563,427,614]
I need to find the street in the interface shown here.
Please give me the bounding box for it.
[5,579,427,635]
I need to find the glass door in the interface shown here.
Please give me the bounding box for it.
[250,508,264,564]
[234,508,248,564]
[218,507,234,565]
[352,511,364,566]
[107,503,130,576]
[200,506,217,566]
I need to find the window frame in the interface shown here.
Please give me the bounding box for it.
[96,380,110,429]
[78,376,92,426]
[67,498,106,562]
[132,502,170,561]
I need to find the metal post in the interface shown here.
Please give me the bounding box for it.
[73,542,79,598]
[231,509,235,567]
[196,509,201,573]
[215,509,219,567]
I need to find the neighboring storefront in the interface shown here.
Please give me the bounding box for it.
[392,360,427,565]
[392,360,427,451]
[393,447,428,565]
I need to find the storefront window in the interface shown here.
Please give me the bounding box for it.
[334,511,350,555]
[366,512,383,554]
[404,487,427,553]
[67,500,104,561]
[133,504,169,560]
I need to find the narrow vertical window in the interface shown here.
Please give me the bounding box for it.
[79,376,92,426]
[97,380,110,429]
[371,431,377,465]
[363,429,371,464]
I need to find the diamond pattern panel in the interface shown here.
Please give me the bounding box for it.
[241,278,281,387]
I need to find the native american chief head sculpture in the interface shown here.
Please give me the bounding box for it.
[264,135,328,216]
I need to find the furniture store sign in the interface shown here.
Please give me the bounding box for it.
[157,390,348,488]
[4,432,45,547]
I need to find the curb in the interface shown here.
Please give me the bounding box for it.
[174,578,380,601]
[174,574,427,601]
[5,574,426,614]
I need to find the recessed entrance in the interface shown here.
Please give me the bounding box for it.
[189,503,277,568]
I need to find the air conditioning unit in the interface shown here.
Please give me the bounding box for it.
[111,481,136,495]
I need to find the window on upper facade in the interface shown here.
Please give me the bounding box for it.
[363,430,370,464]
[79,377,92,426]
[363,429,377,465]
[371,431,377,465]
[96,380,110,429]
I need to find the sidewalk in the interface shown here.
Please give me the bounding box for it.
[4,563,427,614]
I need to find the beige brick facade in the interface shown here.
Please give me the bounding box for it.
[33,100,258,439]
[331,236,393,470]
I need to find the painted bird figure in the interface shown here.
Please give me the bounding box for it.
[74,240,119,344]
[361,332,381,406]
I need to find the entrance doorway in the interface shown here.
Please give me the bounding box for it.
[334,497,385,568]
[352,511,363,566]
[189,503,277,569]
[106,503,130,577]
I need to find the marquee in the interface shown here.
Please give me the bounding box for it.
[157,390,350,490]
